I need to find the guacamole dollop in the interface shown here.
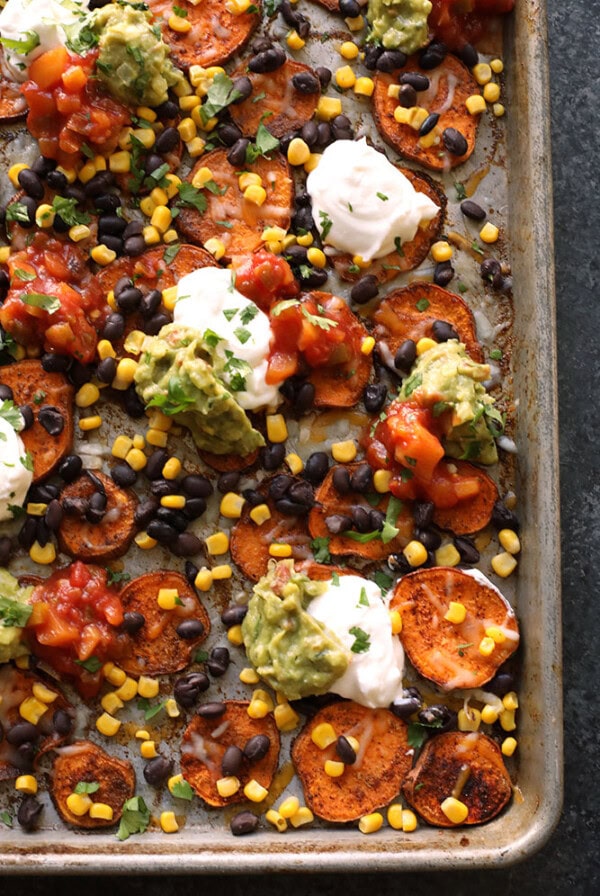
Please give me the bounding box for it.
[88,2,184,106]
[242,561,350,701]
[134,323,265,456]
[368,0,432,54]
[399,341,502,464]
[0,568,32,664]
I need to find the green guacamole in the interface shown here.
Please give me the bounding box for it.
[0,569,32,665]
[242,562,350,701]
[399,341,502,464]
[134,324,265,456]
[368,0,432,54]
[88,3,184,107]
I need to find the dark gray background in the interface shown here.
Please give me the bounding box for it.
[9,0,600,892]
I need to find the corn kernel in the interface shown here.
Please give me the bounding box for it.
[165,698,180,718]
[416,336,438,355]
[316,96,343,121]
[56,165,77,184]
[35,203,55,228]
[97,339,116,360]
[335,65,356,90]
[115,677,138,702]
[266,808,288,832]
[303,152,322,173]
[345,14,364,32]
[402,809,418,832]
[135,729,150,741]
[162,457,181,480]
[238,172,262,190]
[160,810,179,833]
[194,567,213,591]
[191,166,214,189]
[269,543,293,558]
[8,163,28,187]
[431,240,453,263]
[244,184,267,206]
[15,656,29,671]
[419,128,440,149]
[204,237,226,260]
[435,543,462,567]
[483,82,501,104]
[498,528,520,554]
[444,601,467,625]
[0,247,11,264]
[485,626,507,644]
[307,247,327,269]
[103,663,126,687]
[403,540,428,567]
[387,803,404,830]
[135,531,158,550]
[481,704,500,724]
[157,588,179,611]
[112,357,138,390]
[141,740,158,759]
[360,336,375,356]
[285,453,303,475]
[358,812,383,834]
[340,40,359,59]
[499,708,516,731]
[239,666,260,685]
[289,806,314,828]
[491,551,518,577]
[227,624,244,645]
[151,205,173,235]
[131,127,156,150]
[139,196,157,218]
[161,494,186,510]
[96,713,121,737]
[408,106,429,130]
[266,413,288,443]
[138,676,159,699]
[501,736,517,757]
[179,94,201,112]
[296,232,313,247]
[168,773,184,794]
[286,29,305,51]
[178,118,197,143]
[372,469,391,493]
[478,636,496,657]
[78,415,102,432]
[278,796,300,819]
[473,62,492,85]
[274,702,300,732]
[311,722,336,749]
[394,105,411,124]
[206,531,230,555]
[91,244,117,266]
[503,691,519,711]
[189,136,209,159]
[389,609,403,635]
[88,802,114,821]
[480,222,500,243]
[75,383,100,409]
[466,94,487,115]
[251,687,274,711]
[212,564,233,580]
[168,13,191,32]
[66,793,92,816]
[111,435,133,459]
[458,706,481,732]
[101,692,124,715]
[331,440,357,463]
[220,492,245,518]
[441,796,469,824]
[324,759,345,778]
[492,103,505,118]
[15,775,37,794]
[243,779,269,803]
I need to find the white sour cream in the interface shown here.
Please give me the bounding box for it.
[0,416,33,522]
[172,266,280,411]
[306,137,438,261]
[308,575,405,709]
[0,0,89,82]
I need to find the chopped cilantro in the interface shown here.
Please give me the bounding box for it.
[271,299,300,317]
[240,305,258,326]
[163,244,181,265]
[318,210,333,240]
[106,570,131,586]
[201,72,243,125]
[20,452,33,472]
[357,587,369,607]
[301,305,338,332]
[176,182,208,214]
[0,399,23,432]
[194,648,209,664]
[454,182,467,201]
[74,781,100,795]
[490,348,503,361]
[0,31,40,54]
[234,327,251,344]
[172,4,188,16]
[245,122,280,162]
[394,236,405,257]
[349,626,370,654]
[471,241,485,255]
[75,656,102,674]
[171,779,194,800]
[203,329,223,349]
[380,495,403,544]
[310,536,331,563]
[137,697,166,721]
[146,376,197,416]
[52,196,91,227]
[0,597,32,628]
[402,372,423,398]
[331,571,341,587]
[415,298,430,312]
[377,192,389,201]
[264,0,281,14]
[5,202,31,224]
[216,220,233,229]
[223,308,239,322]
[116,796,150,841]
[372,570,393,594]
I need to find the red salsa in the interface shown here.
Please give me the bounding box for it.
[230,250,298,313]
[428,0,515,50]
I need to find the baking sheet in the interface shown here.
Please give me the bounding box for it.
[0,0,562,872]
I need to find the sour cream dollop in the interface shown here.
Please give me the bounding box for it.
[0,415,33,522]
[306,137,438,261]
[0,0,89,82]
[308,575,405,709]
[173,266,280,411]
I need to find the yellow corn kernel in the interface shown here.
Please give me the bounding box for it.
[190,166,214,189]
[465,94,487,115]
[160,810,179,833]
[441,796,469,824]
[178,118,197,143]
[473,62,492,85]
[173,78,193,98]
[345,14,364,32]
[131,128,156,150]
[498,528,520,554]
[111,435,133,459]
[78,415,103,433]
[394,104,411,124]
[194,567,213,591]
[387,803,404,830]
[157,588,179,611]
[485,626,507,644]
[503,691,519,711]
[491,551,518,577]
[403,540,428,567]
[324,759,345,778]
[266,413,288,443]
[340,40,359,59]
[112,358,138,391]
[136,105,157,122]
[164,173,181,199]
[26,502,46,516]
[358,812,383,834]
[75,383,100,408]
[168,13,191,32]
[216,776,241,798]
[142,224,161,246]
[274,702,300,732]
[91,245,117,266]
[408,106,429,130]
[389,609,403,635]
[431,240,453,263]
[220,492,245,519]
[108,150,131,174]
[212,564,233,580]
[481,704,500,725]
[351,74,374,97]
[135,729,150,741]
[303,152,322,173]
[165,698,180,718]
[444,601,467,625]
[372,469,391,493]
[138,676,159,699]
[244,779,269,803]
[310,722,337,751]
[487,58,503,74]
[335,65,356,90]
[96,713,122,737]
[8,162,28,187]
[56,165,76,184]
[483,82,501,104]
[244,184,267,206]
[499,708,516,731]
[35,203,55,228]
[285,453,303,475]
[480,222,499,244]
[286,29,305,51]
[29,541,56,565]
[268,543,292,559]
[103,663,126,687]
[203,237,225,260]
[206,531,230,556]
[159,286,177,313]
[331,440,357,463]
[15,774,38,794]
[266,808,288,832]
[89,802,114,821]
[278,796,300,819]
[493,102,505,117]
[97,338,116,361]
[251,688,274,711]
[434,543,462,567]
[361,336,375,356]
[402,809,418,832]
[316,96,343,121]
[151,205,172,234]
[101,692,124,715]
[66,792,92,816]
[179,94,201,112]
[140,740,158,759]
[161,494,186,510]
[296,232,313,247]
[117,126,133,150]
[226,0,251,13]
[416,336,438,355]
[478,636,496,657]
[289,806,314,828]
[115,677,138,702]
[501,736,517,757]
[31,681,57,704]
[419,128,440,149]
[238,171,262,190]
[135,531,157,551]
[227,624,244,645]
[458,706,481,732]
[239,666,260,685]
[307,246,327,269]
[168,773,184,794]
[160,457,180,480]
[139,196,156,218]
[0,246,11,264]
[147,409,172,432]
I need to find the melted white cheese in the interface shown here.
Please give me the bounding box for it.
[306,137,438,261]
[0,0,90,82]
[0,416,33,522]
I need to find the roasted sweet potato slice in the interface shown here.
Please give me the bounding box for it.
[0,666,73,781]
[391,566,519,690]
[0,63,28,121]
[229,60,320,138]
[0,360,74,483]
[402,731,513,826]
[97,243,218,296]
[180,700,280,807]
[51,741,135,829]
[176,149,294,258]
[118,571,210,677]
[373,57,479,170]
[373,282,484,363]
[147,0,260,69]
[58,471,137,562]
[331,169,446,284]
[432,460,498,534]
[199,448,259,473]
[291,701,412,822]
[230,477,312,582]
[309,463,413,561]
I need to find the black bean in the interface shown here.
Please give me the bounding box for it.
[221,744,244,778]
[52,708,73,736]
[432,319,459,342]
[32,156,56,178]
[304,452,329,485]
[400,72,430,91]
[376,50,407,72]
[230,811,259,836]
[485,670,515,697]
[241,489,263,510]
[217,471,240,494]
[38,406,64,436]
[62,496,89,517]
[269,474,293,501]
[155,126,180,154]
[100,234,123,255]
[217,121,243,148]
[146,449,169,481]
[288,481,315,508]
[442,127,468,156]
[295,381,316,412]
[292,205,315,232]
[95,193,121,213]
[394,339,417,373]
[156,507,189,533]
[210,646,231,668]
[144,311,171,335]
[434,261,454,287]
[453,535,480,564]
[390,687,423,719]
[18,405,33,430]
[18,168,44,200]
[231,75,253,103]
[35,517,50,548]
[114,277,132,298]
[206,658,229,678]
[351,505,371,533]
[0,383,13,401]
[416,528,441,551]
[176,619,205,640]
[480,257,502,282]
[144,755,173,787]
[418,704,456,731]
[350,464,373,494]
[7,722,38,746]
[276,497,311,517]
[150,479,177,498]
[181,474,213,498]
[413,501,434,530]
[243,733,270,762]
[155,99,179,121]
[110,462,137,489]
[15,196,36,228]
[459,43,479,69]
[370,509,386,531]
[124,384,146,419]
[335,735,357,765]
[174,672,210,708]
[248,45,286,74]
[121,611,146,635]
[325,513,352,535]
[388,552,412,575]
[227,137,250,167]
[69,362,94,390]
[147,519,177,545]
[101,312,125,342]
[339,0,360,14]
[96,356,117,383]
[419,41,448,69]
[300,120,318,148]
[139,288,162,319]
[144,154,164,176]
[303,268,329,290]
[419,112,440,137]
[363,382,388,414]
[47,170,68,191]
[197,701,227,719]
[332,466,351,495]
[363,44,383,71]
[491,500,520,531]
[17,796,43,831]
[124,234,146,256]
[84,171,115,199]
[16,742,35,766]
[41,353,70,374]
[350,274,379,305]
[44,499,63,532]
[173,532,203,557]
[99,214,127,237]
[183,498,207,521]
[86,491,107,524]
[398,83,417,108]
[460,199,486,221]
[315,66,332,89]
[260,442,285,471]
[0,536,12,566]
[221,605,248,628]
[292,71,321,95]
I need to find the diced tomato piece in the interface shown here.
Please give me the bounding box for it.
[231,250,298,311]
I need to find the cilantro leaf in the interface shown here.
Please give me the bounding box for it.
[381,495,404,544]
[342,529,381,544]
[372,570,393,594]
[194,648,209,663]
[318,210,332,240]
[301,305,338,332]
[310,536,331,563]
[74,781,100,795]
[20,452,33,472]
[271,299,300,317]
[239,305,258,326]
[176,182,208,214]
[203,328,223,349]
[245,122,280,163]
[264,0,282,14]
[0,31,40,54]
[201,72,243,125]
[146,377,197,416]
[234,326,251,344]
[349,626,370,654]
[5,202,31,224]
[0,596,32,628]
[489,348,503,361]
[0,399,23,432]
[116,796,151,841]
[454,182,467,201]
[52,196,91,227]
[0,810,12,828]
[402,372,422,398]
[75,656,102,674]
[21,294,61,314]
[137,697,166,721]
[171,779,194,800]
[163,244,181,265]
[415,298,430,312]
[223,308,239,322]
[106,570,131,586]
[331,571,340,587]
